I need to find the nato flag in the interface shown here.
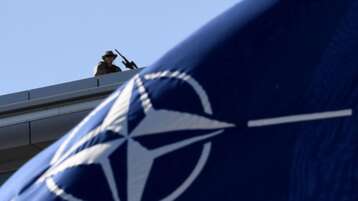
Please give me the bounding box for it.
[1,0,357,200]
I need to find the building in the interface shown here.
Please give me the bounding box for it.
[0,69,141,185]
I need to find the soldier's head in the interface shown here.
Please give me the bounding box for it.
[102,50,117,64]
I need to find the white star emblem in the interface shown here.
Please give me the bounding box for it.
[40,71,235,201]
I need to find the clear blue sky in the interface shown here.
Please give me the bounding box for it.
[0,0,238,95]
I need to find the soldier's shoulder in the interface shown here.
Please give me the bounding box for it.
[96,61,106,68]
[97,61,106,65]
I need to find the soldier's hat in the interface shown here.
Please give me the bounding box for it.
[102,50,118,60]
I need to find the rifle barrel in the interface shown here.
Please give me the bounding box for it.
[114,49,138,69]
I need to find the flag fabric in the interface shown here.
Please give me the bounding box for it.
[1,0,357,200]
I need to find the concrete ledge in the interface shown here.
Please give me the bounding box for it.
[0,85,114,116]
[0,97,102,128]
[98,69,141,86]
[29,78,98,99]
[0,69,142,116]
[0,91,29,106]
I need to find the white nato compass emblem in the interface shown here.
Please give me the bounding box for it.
[37,71,235,201]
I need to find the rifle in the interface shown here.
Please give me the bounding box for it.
[114,49,138,70]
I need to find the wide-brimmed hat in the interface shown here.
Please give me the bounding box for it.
[102,50,118,60]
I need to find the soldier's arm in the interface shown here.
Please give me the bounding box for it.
[115,65,122,72]
[94,64,107,76]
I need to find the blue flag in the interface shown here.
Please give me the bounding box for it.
[1,0,357,200]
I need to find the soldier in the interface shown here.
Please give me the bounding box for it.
[94,50,122,76]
